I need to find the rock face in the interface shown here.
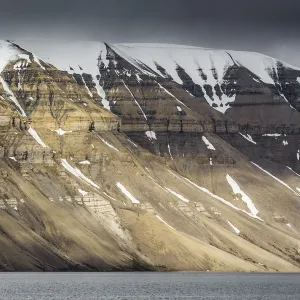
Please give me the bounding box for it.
[0,40,300,272]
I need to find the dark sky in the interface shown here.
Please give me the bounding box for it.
[1,0,300,66]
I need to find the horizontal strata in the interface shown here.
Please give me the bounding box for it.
[0,41,300,272]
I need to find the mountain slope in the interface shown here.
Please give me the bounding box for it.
[0,40,300,272]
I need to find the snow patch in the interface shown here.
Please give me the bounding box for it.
[81,75,93,98]
[228,50,282,85]
[136,74,143,82]
[98,136,119,152]
[262,133,281,139]
[103,192,116,201]
[112,44,236,113]
[79,160,91,165]
[61,159,100,189]
[145,131,157,140]
[94,77,110,110]
[226,174,259,217]
[156,215,175,230]
[227,220,240,235]
[122,80,147,120]
[54,128,72,136]
[202,136,216,150]
[165,187,189,203]
[156,81,189,109]
[251,162,300,196]
[33,55,45,70]
[127,138,138,148]
[167,144,173,160]
[168,170,263,221]
[286,166,300,178]
[28,127,48,148]
[78,189,88,196]
[239,133,257,145]
[0,41,31,73]
[116,182,140,204]
[0,76,26,116]
[9,157,17,162]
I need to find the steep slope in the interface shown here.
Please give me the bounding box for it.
[0,40,300,272]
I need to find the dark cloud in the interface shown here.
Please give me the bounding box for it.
[0,0,300,65]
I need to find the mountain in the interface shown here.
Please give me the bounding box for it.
[0,40,300,272]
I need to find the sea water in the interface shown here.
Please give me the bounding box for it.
[0,272,299,299]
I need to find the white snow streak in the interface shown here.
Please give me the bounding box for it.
[286,166,300,178]
[227,221,241,235]
[168,170,263,221]
[33,55,45,70]
[202,136,216,150]
[156,81,189,109]
[122,80,147,120]
[165,187,189,203]
[116,182,140,204]
[79,160,91,165]
[262,133,281,139]
[168,144,174,160]
[54,128,72,136]
[28,127,48,148]
[0,76,26,116]
[251,162,300,196]
[226,174,259,217]
[81,75,93,98]
[98,136,119,152]
[94,77,111,110]
[127,138,138,148]
[156,215,175,230]
[103,192,117,201]
[61,159,100,189]
[239,133,257,145]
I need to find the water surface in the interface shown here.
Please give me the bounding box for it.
[1,272,299,299]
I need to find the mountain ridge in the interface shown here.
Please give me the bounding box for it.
[0,40,300,272]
